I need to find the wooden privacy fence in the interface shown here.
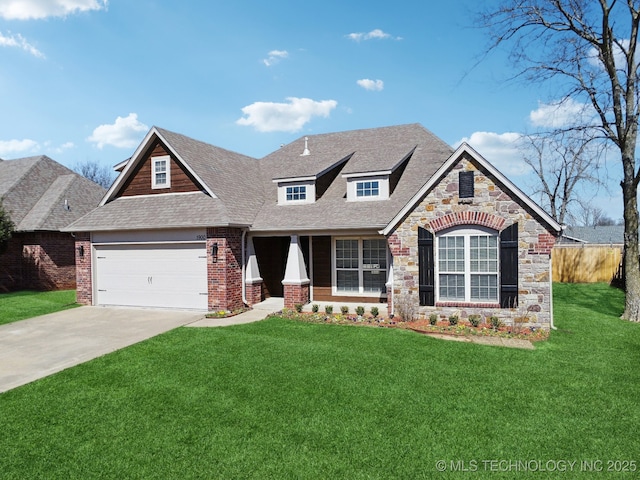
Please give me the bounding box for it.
[552,245,623,283]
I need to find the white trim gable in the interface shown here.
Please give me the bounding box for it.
[100,127,217,206]
[380,143,563,236]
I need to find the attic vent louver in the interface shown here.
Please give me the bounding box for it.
[300,137,310,156]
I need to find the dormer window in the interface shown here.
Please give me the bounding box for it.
[152,155,171,189]
[356,180,380,198]
[345,175,389,201]
[275,178,316,205]
[286,185,307,201]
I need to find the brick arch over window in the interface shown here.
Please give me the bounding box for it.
[429,212,506,233]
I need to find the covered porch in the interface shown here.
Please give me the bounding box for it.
[245,233,391,310]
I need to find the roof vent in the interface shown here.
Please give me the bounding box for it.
[64,199,70,211]
[300,137,310,156]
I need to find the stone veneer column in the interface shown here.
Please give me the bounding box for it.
[282,235,310,309]
[207,227,244,312]
[75,233,92,305]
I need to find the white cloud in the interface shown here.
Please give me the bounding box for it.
[456,131,529,176]
[263,49,288,67]
[529,98,593,128]
[0,138,39,156]
[237,97,338,133]
[347,29,400,42]
[357,79,384,91]
[87,113,148,149]
[0,0,108,20]
[0,31,44,57]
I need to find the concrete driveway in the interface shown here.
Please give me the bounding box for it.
[0,306,203,393]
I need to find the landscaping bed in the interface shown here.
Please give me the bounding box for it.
[277,308,549,342]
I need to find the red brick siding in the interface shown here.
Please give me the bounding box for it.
[284,283,310,309]
[75,233,92,305]
[529,233,556,255]
[429,211,506,232]
[387,233,410,256]
[0,232,76,292]
[245,281,262,306]
[207,227,244,312]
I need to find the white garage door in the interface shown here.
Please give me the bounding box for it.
[95,243,208,310]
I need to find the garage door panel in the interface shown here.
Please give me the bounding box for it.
[95,243,208,310]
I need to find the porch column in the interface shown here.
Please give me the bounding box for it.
[282,234,310,308]
[245,237,263,305]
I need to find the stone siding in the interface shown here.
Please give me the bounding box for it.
[389,154,557,328]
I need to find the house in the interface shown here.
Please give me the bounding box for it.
[553,225,625,283]
[0,156,106,291]
[65,124,562,328]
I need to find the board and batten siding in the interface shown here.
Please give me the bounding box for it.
[117,140,203,197]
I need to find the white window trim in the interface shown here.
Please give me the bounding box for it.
[277,180,315,205]
[331,237,389,297]
[435,226,499,303]
[346,175,389,201]
[151,155,171,189]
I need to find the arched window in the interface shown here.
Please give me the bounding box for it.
[437,226,498,302]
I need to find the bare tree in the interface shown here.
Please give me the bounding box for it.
[521,130,606,225]
[74,160,114,189]
[575,203,619,226]
[479,0,640,321]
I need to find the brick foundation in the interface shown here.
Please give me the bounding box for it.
[245,281,263,306]
[283,283,310,309]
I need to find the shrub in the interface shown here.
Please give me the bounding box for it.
[429,313,438,325]
[356,306,365,316]
[294,303,303,313]
[468,314,481,327]
[448,315,459,326]
[325,305,334,315]
[370,306,379,318]
[340,306,349,314]
[311,304,319,313]
[395,293,418,321]
[490,316,503,330]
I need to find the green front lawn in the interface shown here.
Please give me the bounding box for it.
[0,283,638,479]
[0,290,78,325]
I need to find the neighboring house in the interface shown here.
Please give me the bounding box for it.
[0,156,106,291]
[553,225,625,283]
[65,124,562,328]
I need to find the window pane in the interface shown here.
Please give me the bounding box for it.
[156,173,166,185]
[439,236,465,273]
[337,270,359,292]
[439,274,465,300]
[469,235,498,273]
[363,271,386,293]
[356,180,380,197]
[363,239,387,269]
[471,274,498,301]
[336,239,358,269]
[286,185,307,201]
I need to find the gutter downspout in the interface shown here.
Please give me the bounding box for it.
[549,253,556,330]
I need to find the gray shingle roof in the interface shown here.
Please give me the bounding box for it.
[154,128,264,225]
[252,124,453,231]
[0,156,106,231]
[66,124,455,233]
[65,192,229,231]
[560,226,625,245]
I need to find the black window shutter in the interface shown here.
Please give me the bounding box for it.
[418,227,435,306]
[459,171,474,198]
[499,223,518,308]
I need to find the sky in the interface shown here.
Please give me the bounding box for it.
[0,0,625,221]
